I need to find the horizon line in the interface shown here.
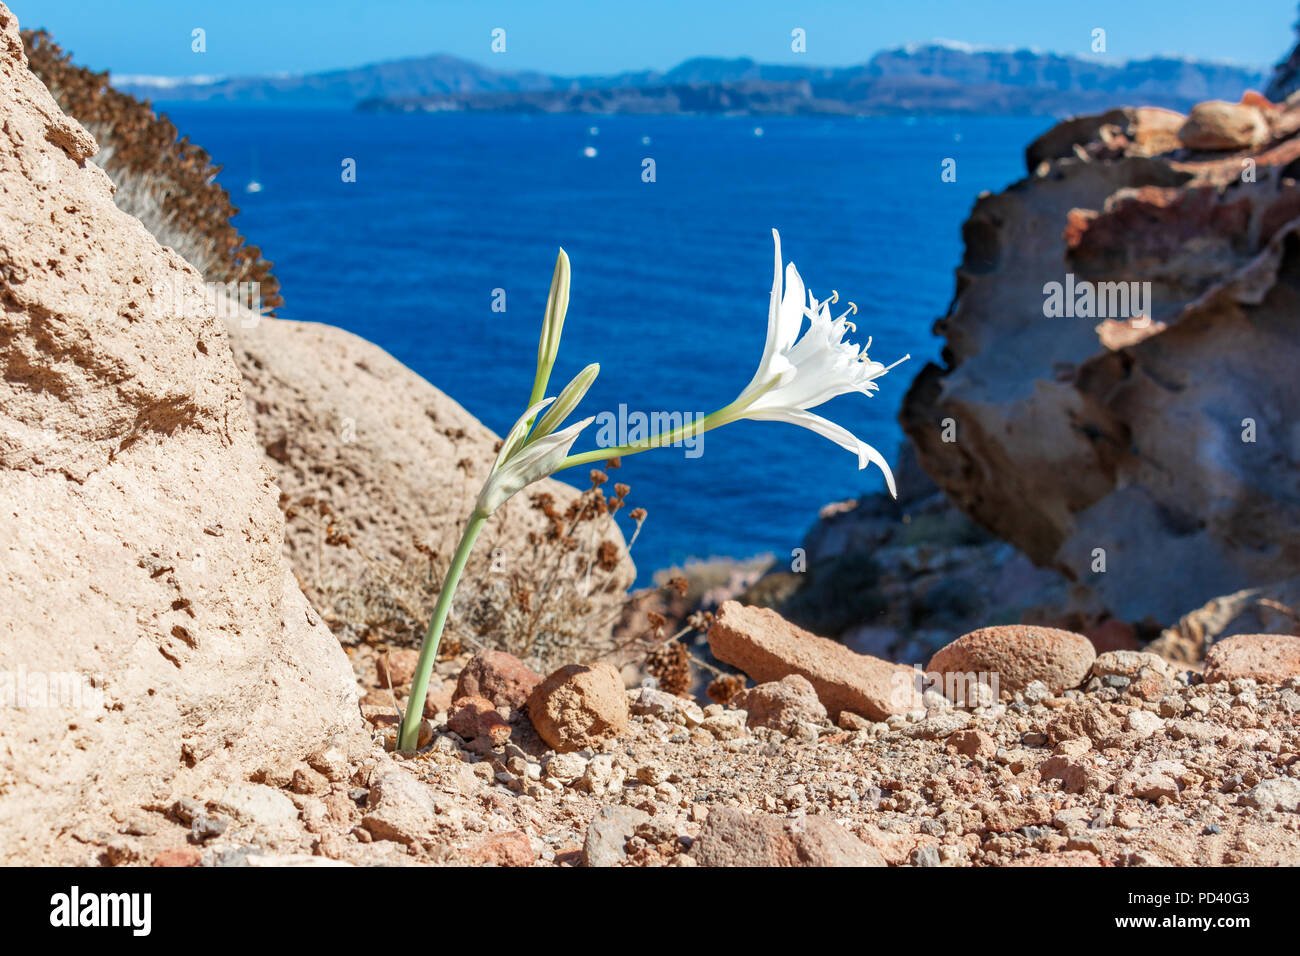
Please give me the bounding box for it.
[109,39,1271,87]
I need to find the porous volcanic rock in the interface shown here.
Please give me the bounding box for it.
[447,695,512,747]
[455,649,541,710]
[0,2,361,865]
[527,662,629,752]
[927,625,1096,698]
[1204,633,1300,684]
[730,674,829,732]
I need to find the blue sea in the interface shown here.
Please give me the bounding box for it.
[167,109,1050,582]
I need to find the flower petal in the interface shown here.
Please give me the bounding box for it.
[776,261,806,353]
[756,229,785,376]
[742,406,897,498]
[492,397,554,473]
[528,363,599,443]
[476,415,596,516]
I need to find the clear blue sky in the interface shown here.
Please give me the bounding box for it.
[8,0,1297,77]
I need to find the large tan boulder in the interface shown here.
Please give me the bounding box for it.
[0,4,362,864]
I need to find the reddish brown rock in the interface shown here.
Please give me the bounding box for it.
[855,827,931,866]
[1115,761,1186,801]
[837,711,873,731]
[468,830,533,867]
[527,663,628,753]
[151,847,201,867]
[979,802,1055,833]
[1204,633,1300,684]
[691,806,885,867]
[1129,674,1173,701]
[421,682,453,718]
[707,602,920,720]
[928,625,1095,699]
[1047,703,1123,746]
[1179,100,1268,151]
[376,649,419,689]
[447,696,511,747]
[729,674,828,732]
[1092,650,1175,680]
[455,650,542,710]
[1039,754,1106,794]
[949,728,997,759]
[290,766,328,795]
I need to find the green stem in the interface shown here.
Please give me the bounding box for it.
[397,512,487,752]
[558,373,793,472]
[559,405,737,471]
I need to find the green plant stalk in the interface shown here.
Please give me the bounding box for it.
[397,511,487,752]
[559,372,799,471]
[558,401,747,471]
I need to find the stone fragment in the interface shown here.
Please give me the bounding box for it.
[691,807,885,867]
[708,602,920,719]
[527,663,629,753]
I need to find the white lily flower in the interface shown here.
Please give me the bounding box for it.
[475,398,595,517]
[714,228,908,497]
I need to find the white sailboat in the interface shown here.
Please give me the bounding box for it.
[245,147,263,193]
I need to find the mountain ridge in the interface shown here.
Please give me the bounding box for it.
[115,43,1269,115]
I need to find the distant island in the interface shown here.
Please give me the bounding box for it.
[116,42,1267,116]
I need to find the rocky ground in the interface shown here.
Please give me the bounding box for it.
[73,607,1300,868]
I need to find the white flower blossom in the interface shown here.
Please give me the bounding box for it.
[714,228,907,496]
